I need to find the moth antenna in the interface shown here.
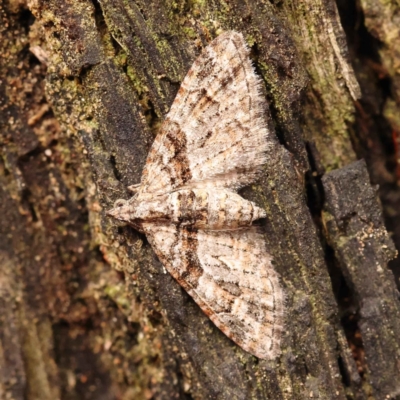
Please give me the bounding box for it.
[127,183,141,193]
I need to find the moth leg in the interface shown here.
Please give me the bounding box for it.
[127,183,141,193]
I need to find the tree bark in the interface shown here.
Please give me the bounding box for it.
[1,0,400,399]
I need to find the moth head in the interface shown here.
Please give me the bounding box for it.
[107,199,133,223]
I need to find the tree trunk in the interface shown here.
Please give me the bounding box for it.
[1,0,400,399]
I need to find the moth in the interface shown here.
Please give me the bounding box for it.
[107,31,284,359]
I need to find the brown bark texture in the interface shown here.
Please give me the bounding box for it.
[1,0,400,399]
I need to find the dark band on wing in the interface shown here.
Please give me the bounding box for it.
[176,227,203,289]
[160,120,192,187]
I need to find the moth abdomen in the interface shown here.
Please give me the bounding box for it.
[169,188,265,229]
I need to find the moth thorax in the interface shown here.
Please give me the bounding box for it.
[169,189,265,229]
[134,195,171,221]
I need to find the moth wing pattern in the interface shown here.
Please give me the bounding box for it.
[107,31,286,359]
[137,31,272,197]
[143,222,284,359]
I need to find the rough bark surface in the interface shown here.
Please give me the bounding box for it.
[1,0,400,399]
